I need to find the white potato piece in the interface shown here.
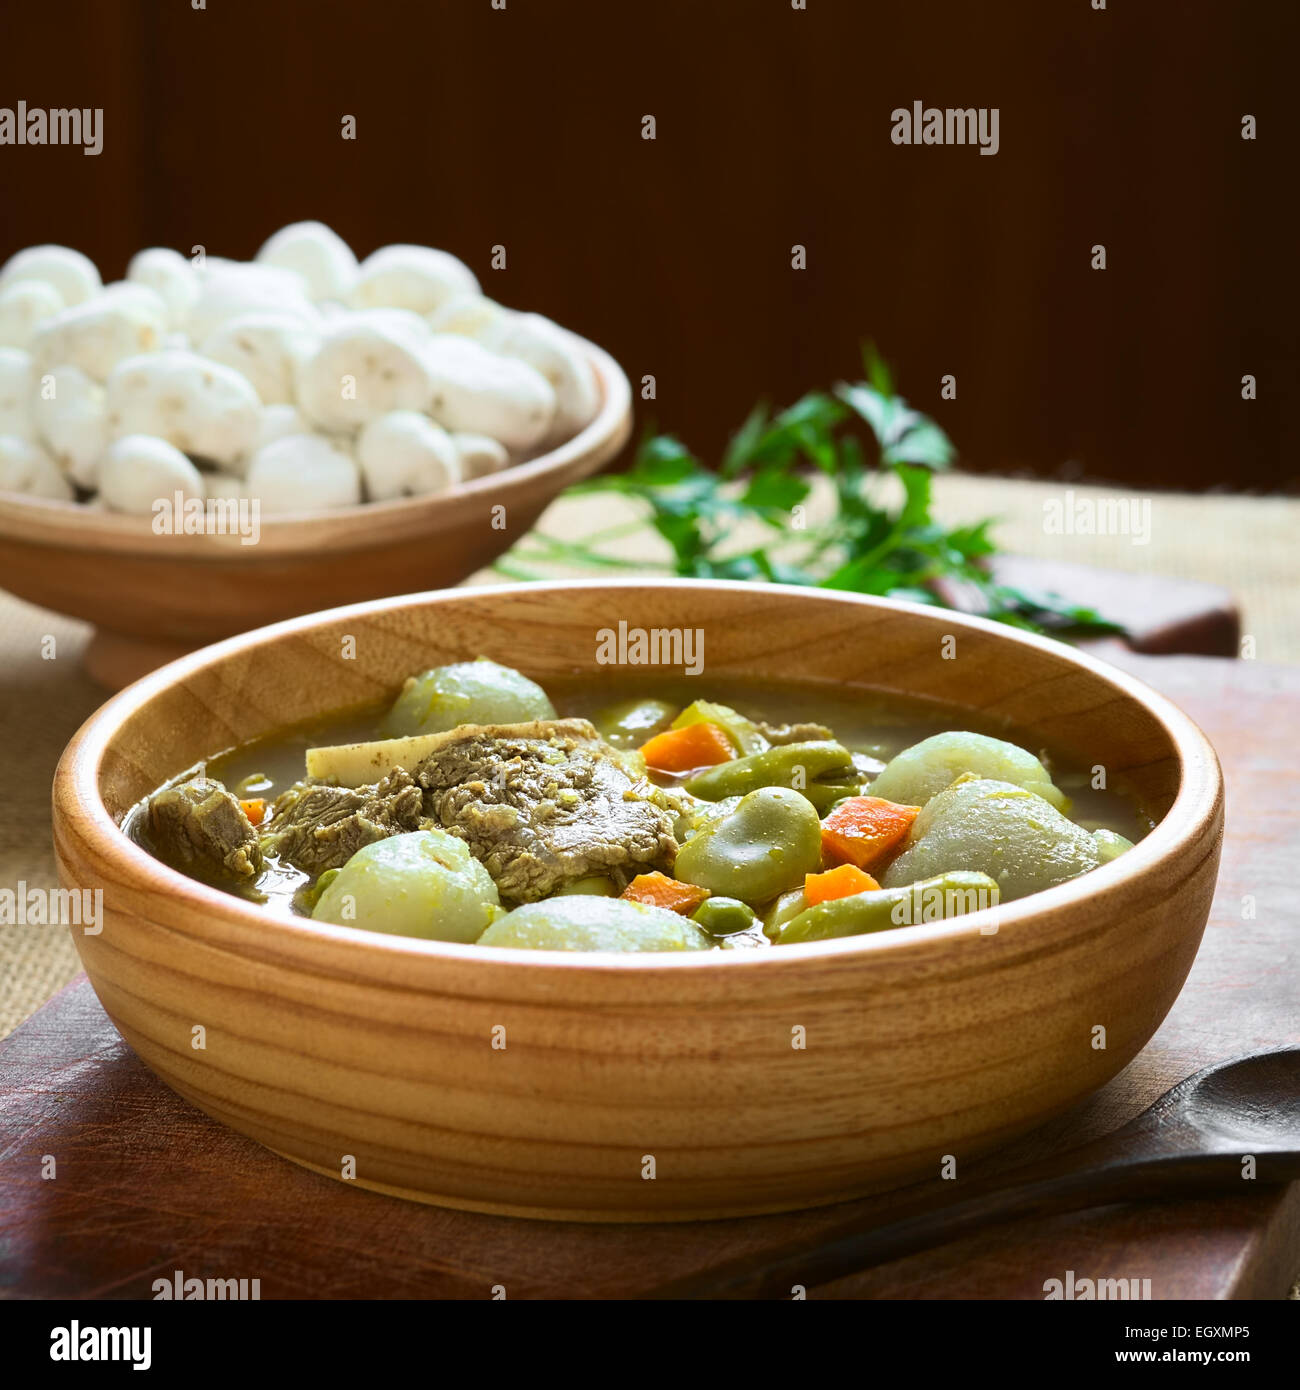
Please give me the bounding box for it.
[357,409,460,500]
[349,244,479,315]
[251,402,309,452]
[479,896,713,953]
[868,731,1069,812]
[1092,827,1134,864]
[127,247,200,328]
[0,280,64,349]
[0,435,73,500]
[105,351,261,467]
[423,336,556,449]
[31,365,108,487]
[0,245,101,307]
[451,431,508,479]
[201,313,320,406]
[426,293,507,340]
[185,264,316,344]
[98,435,206,514]
[312,831,501,943]
[295,321,433,430]
[256,221,358,301]
[244,433,361,513]
[30,295,163,381]
[486,313,600,439]
[879,777,1101,902]
[0,348,36,438]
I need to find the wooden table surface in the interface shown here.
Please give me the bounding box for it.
[1,647,1297,1300]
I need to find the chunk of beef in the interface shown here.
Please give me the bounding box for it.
[261,767,428,875]
[147,776,263,881]
[756,719,835,745]
[413,719,678,902]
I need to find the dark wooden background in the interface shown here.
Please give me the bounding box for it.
[0,0,1295,489]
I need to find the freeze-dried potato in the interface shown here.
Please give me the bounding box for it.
[31,364,109,488]
[357,409,460,500]
[256,221,358,301]
[451,431,509,480]
[424,334,556,449]
[105,350,261,467]
[244,433,361,513]
[0,280,64,349]
[98,434,206,514]
[349,244,479,316]
[0,434,75,500]
[201,313,320,406]
[295,321,433,431]
[0,245,101,307]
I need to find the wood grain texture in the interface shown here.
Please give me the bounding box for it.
[47,584,1223,1221]
[6,649,1295,1296]
[0,342,631,686]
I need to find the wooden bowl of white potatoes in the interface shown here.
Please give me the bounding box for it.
[0,223,632,687]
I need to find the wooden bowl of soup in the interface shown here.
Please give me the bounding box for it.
[0,338,630,689]
[52,581,1224,1221]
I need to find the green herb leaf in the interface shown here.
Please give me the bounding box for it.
[500,349,1126,641]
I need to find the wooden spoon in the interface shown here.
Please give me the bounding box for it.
[650,1046,1300,1299]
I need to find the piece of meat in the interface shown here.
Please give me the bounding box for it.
[146,776,263,881]
[756,719,835,745]
[260,767,428,874]
[413,719,678,902]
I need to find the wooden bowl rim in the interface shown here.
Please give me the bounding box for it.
[0,336,631,559]
[54,580,1224,976]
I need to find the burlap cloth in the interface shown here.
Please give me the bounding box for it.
[3,475,1297,1038]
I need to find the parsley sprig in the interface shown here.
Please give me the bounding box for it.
[500,347,1123,638]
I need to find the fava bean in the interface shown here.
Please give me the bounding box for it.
[683,740,852,802]
[775,871,1000,945]
[672,699,767,756]
[762,887,808,940]
[674,786,822,903]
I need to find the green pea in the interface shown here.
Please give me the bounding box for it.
[683,740,853,803]
[691,896,757,935]
[591,697,677,749]
[774,871,1001,945]
[674,786,822,904]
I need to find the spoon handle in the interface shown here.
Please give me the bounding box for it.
[649,1152,1286,1300]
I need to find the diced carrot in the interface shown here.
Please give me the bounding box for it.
[239,798,267,827]
[639,720,735,774]
[820,795,920,871]
[620,872,711,916]
[804,863,881,905]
